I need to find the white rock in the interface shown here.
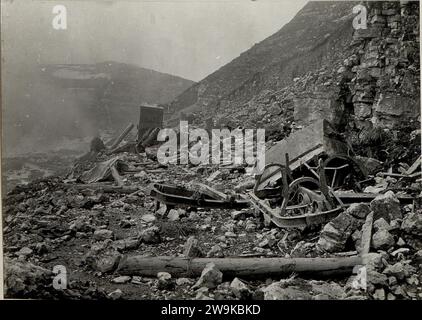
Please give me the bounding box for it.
[141,213,156,223]
[93,229,114,241]
[112,276,131,284]
[372,229,395,250]
[17,247,33,257]
[193,263,223,289]
[108,289,123,300]
[167,209,180,221]
[230,277,251,299]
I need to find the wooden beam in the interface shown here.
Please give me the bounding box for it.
[116,255,362,278]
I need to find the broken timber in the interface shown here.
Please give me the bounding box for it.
[108,123,134,150]
[116,255,362,278]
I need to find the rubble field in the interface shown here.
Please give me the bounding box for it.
[2,123,422,301]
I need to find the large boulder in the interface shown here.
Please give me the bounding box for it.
[261,281,312,300]
[4,258,53,298]
[317,203,369,252]
[140,226,161,244]
[370,191,402,222]
[309,281,346,300]
[230,278,251,300]
[193,263,223,289]
[372,229,395,250]
[93,229,114,241]
[401,211,422,237]
[84,240,122,273]
[383,262,416,281]
[183,236,203,258]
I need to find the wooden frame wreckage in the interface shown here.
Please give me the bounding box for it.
[65,116,419,278]
[149,119,413,228]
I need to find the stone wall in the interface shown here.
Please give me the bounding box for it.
[346,0,420,129]
[291,1,420,132]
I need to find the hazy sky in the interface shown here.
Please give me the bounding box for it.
[1,0,307,81]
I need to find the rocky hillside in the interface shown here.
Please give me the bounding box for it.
[168,1,359,116]
[169,1,420,143]
[3,61,194,155]
[39,62,195,132]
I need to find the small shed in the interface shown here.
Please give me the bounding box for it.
[138,104,164,140]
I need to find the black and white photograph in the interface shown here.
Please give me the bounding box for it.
[1,0,421,305]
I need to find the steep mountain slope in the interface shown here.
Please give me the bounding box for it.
[169,1,358,116]
[169,0,420,144]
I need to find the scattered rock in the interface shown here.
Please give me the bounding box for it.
[4,258,53,298]
[366,269,388,287]
[310,281,345,299]
[193,263,223,289]
[347,203,371,219]
[157,204,167,216]
[207,245,224,258]
[372,229,395,250]
[17,247,33,257]
[93,229,114,241]
[231,211,247,220]
[112,238,140,251]
[112,276,131,284]
[245,221,257,232]
[396,237,406,246]
[167,209,180,221]
[176,278,193,286]
[108,289,123,300]
[401,211,422,236]
[230,278,251,299]
[225,231,237,238]
[370,191,402,222]
[195,287,214,300]
[373,218,392,232]
[157,272,174,290]
[140,226,161,244]
[363,253,385,270]
[261,281,312,300]
[141,213,156,223]
[85,241,122,273]
[373,288,386,300]
[383,262,416,280]
[317,206,366,252]
[183,236,203,258]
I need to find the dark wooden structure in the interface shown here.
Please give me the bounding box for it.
[137,104,164,140]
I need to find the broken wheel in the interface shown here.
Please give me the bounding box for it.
[280,177,331,216]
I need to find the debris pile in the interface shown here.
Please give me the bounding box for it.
[3,116,421,300]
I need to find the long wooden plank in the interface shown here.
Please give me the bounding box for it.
[116,255,362,278]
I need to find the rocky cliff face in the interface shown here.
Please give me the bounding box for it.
[169,1,420,141]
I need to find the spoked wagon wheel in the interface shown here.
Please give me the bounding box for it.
[323,155,366,190]
[280,177,329,217]
[254,163,291,198]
